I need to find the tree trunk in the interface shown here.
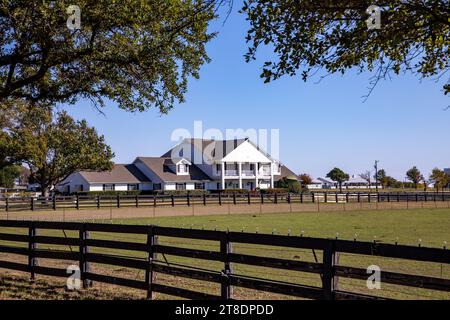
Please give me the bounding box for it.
[41,185,50,198]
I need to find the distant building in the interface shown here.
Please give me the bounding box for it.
[317,177,335,189]
[311,175,382,190]
[307,179,323,190]
[444,168,450,175]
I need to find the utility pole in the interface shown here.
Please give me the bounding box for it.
[374,160,379,193]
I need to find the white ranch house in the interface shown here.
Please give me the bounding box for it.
[57,138,298,193]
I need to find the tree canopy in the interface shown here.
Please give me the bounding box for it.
[6,107,114,195]
[0,164,20,188]
[326,167,349,192]
[406,166,423,188]
[429,168,449,191]
[298,173,313,186]
[278,176,302,193]
[0,0,218,112]
[241,0,450,97]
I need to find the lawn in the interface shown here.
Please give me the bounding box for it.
[0,207,449,300]
[110,208,450,247]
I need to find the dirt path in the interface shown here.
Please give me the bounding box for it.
[0,201,448,222]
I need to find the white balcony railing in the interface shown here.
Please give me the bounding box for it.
[259,169,271,176]
[225,170,238,176]
[242,170,255,177]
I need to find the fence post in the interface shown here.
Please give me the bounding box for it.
[335,192,338,203]
[203,193,207,206]
[171,195,175,207]
[368,193,371,203]
[136,195,139,208]
[261,193,264,204]
[311,192,315,203]
[397,192,400,202]
[345,193,349,203]
[145,226,157,300]
[322,241,337,300]
[219,192,222,206]
[52,195,56,210]
[274,193,278,204]
[387,193,390,202]
[416,194,419,202]
[28,222,38,281]
[357,192,360,203]
[76,195,79,210]
[220,231,233,299]
[233,193,237,205]
[117,195,120,208]
[288,193,291,204]
[377,193,380,203]
[424,192,427,202]
[300,192,303,204]
[30,197,34,211]
[97,195,100,209]
[247,192,251,205]
[79,224,92,289]
[324,192,328,203]
[187,193,190,207]
[5,197,9,212]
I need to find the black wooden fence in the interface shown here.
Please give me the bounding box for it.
[2,191,450,212]
[0,220,449,300]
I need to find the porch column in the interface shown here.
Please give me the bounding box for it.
[238,162,243,189]
[221,162,226,190]
[270,162,274,188]
[255,162,259,190]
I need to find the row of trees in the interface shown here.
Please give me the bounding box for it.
[358,166,450,190]
[286,167,450,194]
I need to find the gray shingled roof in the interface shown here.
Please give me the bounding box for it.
[162,138,247,161]
[135,157,212,182]
[79,164,150,184]
[274,166,299,182]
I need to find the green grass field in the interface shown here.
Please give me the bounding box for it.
[111,208,450,247]
[1,207,449,300]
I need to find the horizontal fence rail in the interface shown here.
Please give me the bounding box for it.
[2,191,450,212]
[0,220,449,300]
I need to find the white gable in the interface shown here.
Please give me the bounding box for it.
[221,141,272,163]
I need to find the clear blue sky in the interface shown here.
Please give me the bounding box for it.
[62,6,449,181]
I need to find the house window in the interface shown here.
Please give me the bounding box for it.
[195,183,205,190]
[216,164,221,172]
[250,164,255,170]
[153,183,162,191]
[128,184,139,191]
[178,164,188,174]
[176,183,186,191]
[74,184,84,192]
[103,184,114,191]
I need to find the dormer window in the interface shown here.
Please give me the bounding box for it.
[177,164,189,174]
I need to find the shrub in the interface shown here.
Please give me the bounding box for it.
[220,189,249,194]
[163,190,208,196]
[260,188,289,194]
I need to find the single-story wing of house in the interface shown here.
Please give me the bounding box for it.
[57,164,152,193]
